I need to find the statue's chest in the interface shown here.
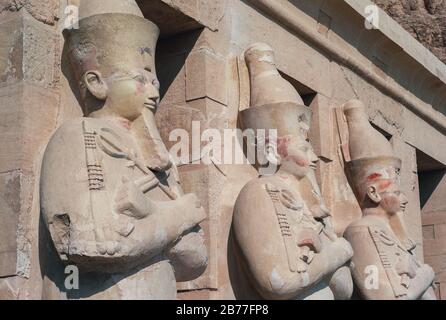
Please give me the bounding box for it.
[82,122,173,201]
[369,226,414,263]
[368,225,421,295]
[264,181,321,233]
[369,225,420,279]
[264,180,325,273]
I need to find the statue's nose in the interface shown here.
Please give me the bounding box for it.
[147,83,160,101]
[401,196,408,206]
[310,151,319,164]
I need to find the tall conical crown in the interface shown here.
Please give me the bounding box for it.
[244,42,304,108]
[65,0,159,82]
[343,99,401,204]
[344,99,395,160]
[241,43,310,140]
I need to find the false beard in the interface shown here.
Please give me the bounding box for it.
[131,108,172,172]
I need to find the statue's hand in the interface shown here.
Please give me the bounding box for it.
[418,264,435,285]
[329,265,354,300]
[114,175,153,219]
[178,193,207,226]
[329,238,354,262]
[395,254,418,278]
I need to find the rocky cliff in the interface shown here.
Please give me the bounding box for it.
[374,0,446,64]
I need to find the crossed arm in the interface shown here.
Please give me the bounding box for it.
[344,226,435,300]
[233,182,353,300]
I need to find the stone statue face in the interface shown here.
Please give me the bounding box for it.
[379,183,402,215]
[108,68,160,118]
[277,135,319,178]
[86,67,160,120]
[367,176,403,216]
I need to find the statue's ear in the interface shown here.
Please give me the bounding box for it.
[83,70,108,101]
[366,185,381,204]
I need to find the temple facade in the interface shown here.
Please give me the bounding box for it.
[0,0,445,300]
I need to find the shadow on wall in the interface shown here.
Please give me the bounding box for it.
[61,33,85,115]
[417,148,446,209]
[136,0,202,38]
[156,29,202,102]
[419,170,446,209]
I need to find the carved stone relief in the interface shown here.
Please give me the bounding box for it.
[342,99,437,300]
[232,43,354,300]
[40,0,207,300]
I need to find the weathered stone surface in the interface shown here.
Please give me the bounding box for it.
[0,171,21,277]
[156,102,206,162]
[0,279,19,299]
[0,13,23,86]
[186,49,227,105]
[136,0,224,37]
[0,0,62,301]
[22,13,60,88]
[0,0,59,25]
[0,10,59,89]
[0,84,59,172]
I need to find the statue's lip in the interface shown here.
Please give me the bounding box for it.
[144,102,157,110]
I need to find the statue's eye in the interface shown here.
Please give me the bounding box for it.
[133,75,146,83]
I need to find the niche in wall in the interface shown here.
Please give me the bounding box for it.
[418,149,446,300]
[136,0,203,38]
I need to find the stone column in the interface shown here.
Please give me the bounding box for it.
[0,0,61,299]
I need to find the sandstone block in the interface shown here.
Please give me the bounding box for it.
[186,49,227,105]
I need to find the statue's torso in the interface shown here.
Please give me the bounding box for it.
[234,174,336,300]
[346,215,421,298]
[41,117,181,300]
[260,175,333,251]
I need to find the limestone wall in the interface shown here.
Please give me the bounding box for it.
[0,0,63,299]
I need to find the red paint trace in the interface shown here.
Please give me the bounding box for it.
[378,180,392,190]
[367,173,382,181]
[277,136,291,158]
